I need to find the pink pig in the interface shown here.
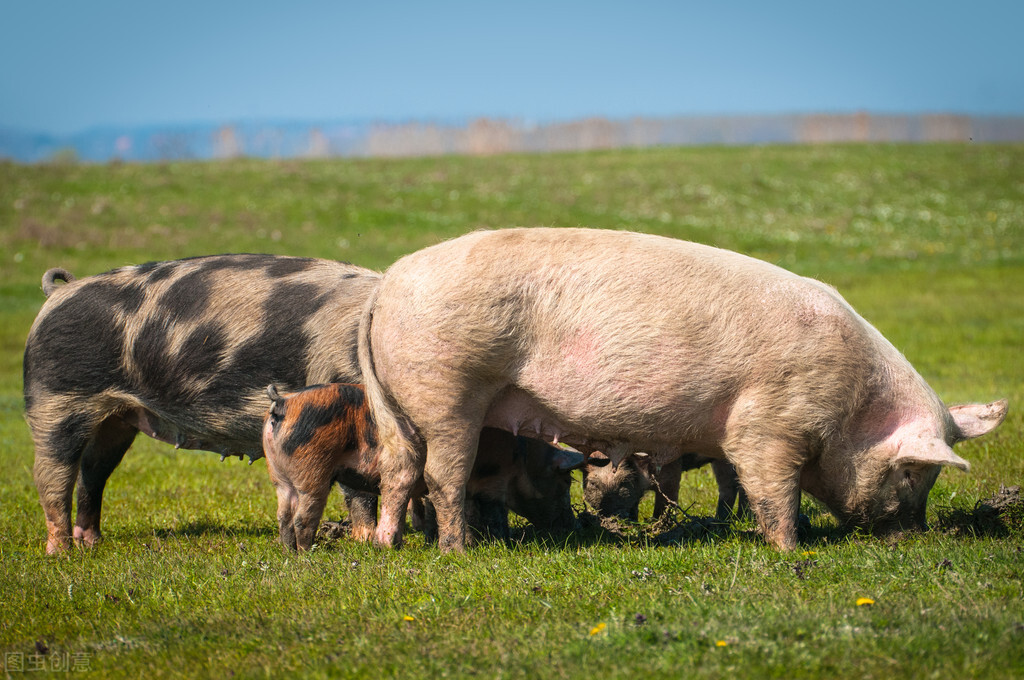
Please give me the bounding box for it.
[359,228,1007,551]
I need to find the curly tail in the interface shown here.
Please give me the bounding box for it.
[41,268,75,297]
[357,282,420,459]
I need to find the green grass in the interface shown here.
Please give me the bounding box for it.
[1,144,1022,678]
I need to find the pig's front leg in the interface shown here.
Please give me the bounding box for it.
[731,445,803,550]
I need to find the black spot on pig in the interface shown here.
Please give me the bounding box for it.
[74,279,147,317]
[132,320,228,403]
[24,284,127,395]
[194,253,267,273]
[281,400,353,454]
[335,383,365,408]
[145,262,177,283]
[177,324,229,379]
[361,421,378,450]
[116,281,148,315]
[47,412,95,465]
[135,261,160,276]
[266,257,315,278]
[265,281,333,325]
[335,468,380,495]
[159,269,212,322]
[130,319,171,381]
[193,282,334,413]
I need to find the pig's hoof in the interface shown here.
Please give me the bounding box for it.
[347,523,375,543]
[372,531,403,550]
[45,536,72,555]
[437,535,467,553]
[73,526,103,547]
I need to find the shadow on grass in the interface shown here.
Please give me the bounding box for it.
[133,485,1022,553]
[146,520,273,541]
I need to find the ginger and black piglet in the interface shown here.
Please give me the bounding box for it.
[24,254,380,554]
[262,383,584,550]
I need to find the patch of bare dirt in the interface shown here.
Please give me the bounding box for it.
[936,485,1023,537]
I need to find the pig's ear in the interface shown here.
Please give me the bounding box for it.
[266,385,287,419]
[893,439,970,472]
[949,399,1008,441]
[551,448,586,471]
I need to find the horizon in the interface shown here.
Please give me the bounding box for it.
[8,108,1024,139]
[3,1,1022,137]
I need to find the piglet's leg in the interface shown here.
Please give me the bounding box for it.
[711,459,745,522]
[652,457,683,520]
[293,485,332,551]
[275,485,299,551]
[342,488,378,542]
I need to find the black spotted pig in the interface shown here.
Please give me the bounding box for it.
[262,383,583,550]
[23,254,380,554]
[359,228,1008,551]
[583,452,748,522]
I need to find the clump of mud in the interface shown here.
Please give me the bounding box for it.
[575,510,630,541]
[576,506,727,545]
[936,485,1023,537]
[316,519,351,541]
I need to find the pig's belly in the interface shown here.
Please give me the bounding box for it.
[481,383,727,464]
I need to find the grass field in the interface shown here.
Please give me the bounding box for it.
[1,144,1022,678]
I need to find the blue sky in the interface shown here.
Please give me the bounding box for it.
[2,1,1022,135]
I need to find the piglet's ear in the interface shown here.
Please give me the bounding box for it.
[949,399,1008,441]
[893,439,970,472]
[551,448,586,471]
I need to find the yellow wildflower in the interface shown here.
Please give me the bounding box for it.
[589,623,607,636]
[715,640,728,647]
[856,597,875,607]
[403,615,416,622]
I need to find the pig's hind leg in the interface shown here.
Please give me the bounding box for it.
[373,440,424,549]
[292,484,332,551]
[73,415,137,547]
[421,428,483,553]
[30,405,114,554]
[274,484,300,551]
